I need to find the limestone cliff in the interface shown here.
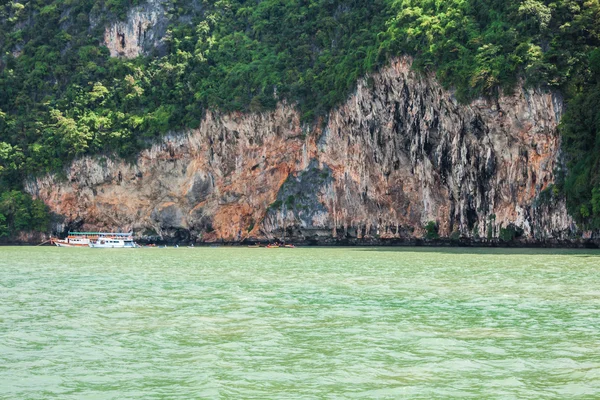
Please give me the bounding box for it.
[26,58,577,243]
[103,0,170,58]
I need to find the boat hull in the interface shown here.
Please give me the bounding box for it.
[54,242,89,247]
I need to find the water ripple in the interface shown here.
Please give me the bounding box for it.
[1,247,599,398]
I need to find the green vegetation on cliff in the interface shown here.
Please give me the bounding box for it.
[559,48,600,229]
[0,190,49,237]
[0,0,599,235]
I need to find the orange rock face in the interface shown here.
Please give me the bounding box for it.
[26,58,575,243]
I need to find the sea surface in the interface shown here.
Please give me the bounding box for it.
[1,246,599,399]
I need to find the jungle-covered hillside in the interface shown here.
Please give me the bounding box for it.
[0,0,599,237]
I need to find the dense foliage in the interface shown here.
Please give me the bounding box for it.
[559,48,600,228]
[382,0,600,101]
[0,0,599,236]
[0,190,49,237]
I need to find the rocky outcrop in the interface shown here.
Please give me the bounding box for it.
[26,58,578,243]
[103,0,170,58]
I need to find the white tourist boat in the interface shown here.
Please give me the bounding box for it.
[89,232,138,248]
[52,232,137,248]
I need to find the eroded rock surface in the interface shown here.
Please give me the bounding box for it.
[26,58,577,243]
[103,0,170,58]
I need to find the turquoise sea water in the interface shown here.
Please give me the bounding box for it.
[1,247,600,399]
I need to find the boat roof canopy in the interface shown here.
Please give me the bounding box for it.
[68,231,133,236]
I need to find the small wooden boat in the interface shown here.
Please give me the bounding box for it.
[284,244,296,248]
[51,236,90,247]
[266,244,280,248]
